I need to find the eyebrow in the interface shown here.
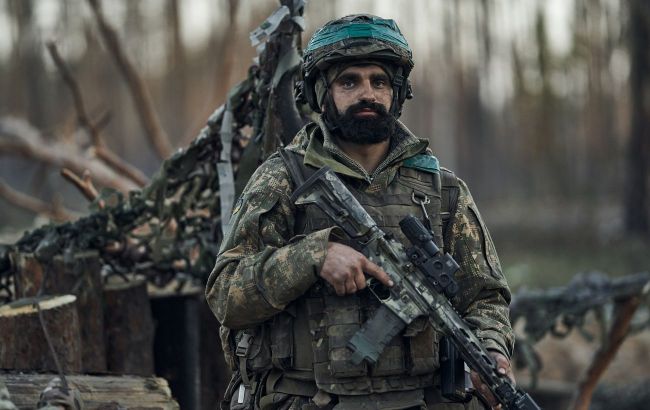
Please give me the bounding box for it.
[336,72,390,83]
[336,73,361,83]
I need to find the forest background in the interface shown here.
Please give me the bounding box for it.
[0,0,649,293]
[2,0,650,402]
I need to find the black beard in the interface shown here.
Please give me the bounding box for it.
[325,100,397,144]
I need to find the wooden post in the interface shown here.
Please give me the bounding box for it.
[0,295,82,373]
[11,251,107,373]
[103,278,155,376]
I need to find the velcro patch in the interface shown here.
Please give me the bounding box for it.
[402,154,440,174]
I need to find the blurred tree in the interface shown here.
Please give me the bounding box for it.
[8,0,46,128]
[624,0,650,235]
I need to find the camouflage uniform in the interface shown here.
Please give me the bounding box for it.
[206,115,514,409]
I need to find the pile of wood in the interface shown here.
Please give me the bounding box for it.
[0,252,154,376]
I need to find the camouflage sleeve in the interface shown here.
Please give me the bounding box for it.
[445,178,514,358]
[205,155,337,329]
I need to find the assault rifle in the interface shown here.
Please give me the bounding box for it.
[292,167,540,410]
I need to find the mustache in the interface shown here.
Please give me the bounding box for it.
[344,101,390,117]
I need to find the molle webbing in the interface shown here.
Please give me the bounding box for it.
[440,169,460,253]
[277,148,450,395]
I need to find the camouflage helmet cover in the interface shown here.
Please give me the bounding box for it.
[302,14,414,116]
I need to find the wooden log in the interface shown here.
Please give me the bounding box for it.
[2,372,179,410]
[103,278,154,376]
[0,295,82,373]
[11,251,107,373]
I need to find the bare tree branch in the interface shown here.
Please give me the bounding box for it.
[0,117,139,193]
[93,146,149,187]
[0,179,77,222]
[46,41,103,147]
[87,0,174,159]
[60,168,105,209]
[46,41,149,188]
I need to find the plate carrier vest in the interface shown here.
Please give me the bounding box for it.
[222,146,460,398]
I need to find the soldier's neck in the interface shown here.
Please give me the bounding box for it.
[334,137,390,174]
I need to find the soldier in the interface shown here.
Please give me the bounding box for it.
[206,14,514,410]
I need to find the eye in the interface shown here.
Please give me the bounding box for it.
[341,79,356,89]
[373,78,388,88]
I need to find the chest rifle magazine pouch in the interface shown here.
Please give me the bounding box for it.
[404,317,440,376]
[324,293,368,378]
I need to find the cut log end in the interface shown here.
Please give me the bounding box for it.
[0,294,82,373]
[0,294,76,317]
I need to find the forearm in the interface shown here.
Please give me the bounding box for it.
[206,228,335,329]
[463,289,514,358]
[447,177,514,357]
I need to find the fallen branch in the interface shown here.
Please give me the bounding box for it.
[46,41,148,188]
[0,117,139,193]
[570,295,644,410]
[87,0,174,160]
[0,179,77,222]
[60,168,104,209]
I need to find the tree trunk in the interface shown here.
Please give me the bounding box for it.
[11,251,107,373]
[0,294,82,373]
[103,278,155,376]
[624,0,650,235]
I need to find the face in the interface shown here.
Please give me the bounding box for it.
[329,65,393,117]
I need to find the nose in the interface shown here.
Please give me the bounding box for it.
[358,79,377,102]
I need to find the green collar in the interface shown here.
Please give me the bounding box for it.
[292,115,428,181]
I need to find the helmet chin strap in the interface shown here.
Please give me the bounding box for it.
[390,66,404,118]
[318,70,343,134]
[321,93,342,135]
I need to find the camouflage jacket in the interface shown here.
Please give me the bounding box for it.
[206,117,514,358]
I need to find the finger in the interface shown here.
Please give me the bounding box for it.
[333,282,346,296]
[361,258,394,287]
[344,277,358,294]
[491,353,515,383]
[353,270,367,290]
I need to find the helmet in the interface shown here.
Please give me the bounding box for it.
[302,14,414,117]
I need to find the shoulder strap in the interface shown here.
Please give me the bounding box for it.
[440,168,460,251]
[278,148,319,190]
[278,149,306,186]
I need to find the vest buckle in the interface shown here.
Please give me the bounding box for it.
[236,333,253,357]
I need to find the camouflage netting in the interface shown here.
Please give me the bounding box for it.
[510,271,650,385]
[0,0,307,303]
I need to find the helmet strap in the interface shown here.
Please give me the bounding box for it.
[321,92,341,134]
[390,66,404,118]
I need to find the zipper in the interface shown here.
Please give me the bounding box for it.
[325,137,415,184]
